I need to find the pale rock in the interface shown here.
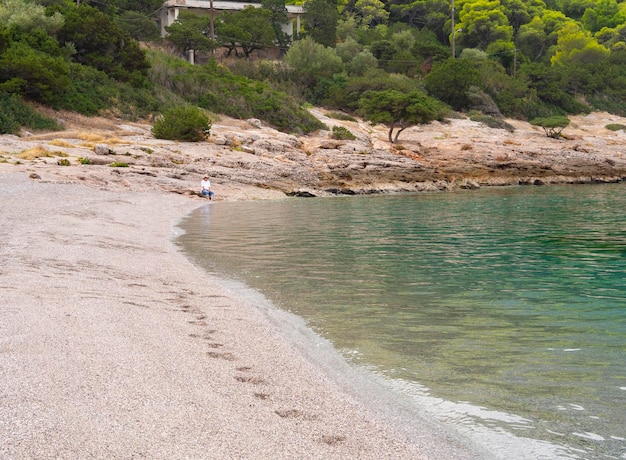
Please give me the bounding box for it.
[95,144,112,155]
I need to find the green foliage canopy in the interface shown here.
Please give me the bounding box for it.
[284,36,343,90]
[303,0,339,47]
[216,7,276,57]
[165,11,215,56]
[424,58,481,110]
[358,89,444,143]
[530,115,570,137]
[57,4,149,85]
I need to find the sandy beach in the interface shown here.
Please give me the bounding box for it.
[0,170,483,459]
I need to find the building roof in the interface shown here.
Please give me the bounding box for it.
[163,0,304,14]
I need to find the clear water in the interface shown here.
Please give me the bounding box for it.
[177,184,626,459]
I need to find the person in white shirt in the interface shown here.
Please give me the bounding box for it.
[201,175,214,199]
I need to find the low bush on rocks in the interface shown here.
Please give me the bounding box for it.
[152,106,211,142]
[332,126,356,140]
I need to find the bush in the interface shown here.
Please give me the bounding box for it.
[331,125,356,140]
[467,111,514,132]
[152,105,211,141]
[0,91,61,134]
[606,123,626,131]
[327,111,357,122]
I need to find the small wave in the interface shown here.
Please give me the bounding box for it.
[572,432,605,441]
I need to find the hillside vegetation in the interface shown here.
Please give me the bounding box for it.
[1,0,625,137]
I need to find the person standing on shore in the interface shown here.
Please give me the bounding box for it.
[201,175,214,199]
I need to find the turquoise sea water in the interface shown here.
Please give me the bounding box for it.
[177,184,626,459]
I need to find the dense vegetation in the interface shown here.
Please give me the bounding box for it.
[1,0,625,137]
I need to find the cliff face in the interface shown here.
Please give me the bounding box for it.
[2,109,625,199]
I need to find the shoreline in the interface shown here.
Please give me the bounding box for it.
[0,171,481,459]
[2,109,624,457]
[1,110,624,200]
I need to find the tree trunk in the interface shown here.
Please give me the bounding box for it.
[388,127,395,143]
[394,126,407,144]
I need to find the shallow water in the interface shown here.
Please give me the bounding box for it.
[177,184,626,459]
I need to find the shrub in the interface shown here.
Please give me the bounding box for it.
[109,162,129,167]
[606,123,626,131]
[468,111,515,132]
[327,111,357,122]
[331,125,356,140]
[152,105,211,142]
[0,91,61,134]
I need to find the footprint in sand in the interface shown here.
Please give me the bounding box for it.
[207,351,236,361]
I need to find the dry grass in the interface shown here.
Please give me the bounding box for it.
[18,146,53,160]
[503,139,520,145]
[48,139,75,148]
[460,144,473,151]
[18,146,69,160]
[106,137,127,145]
[77,132,106,142]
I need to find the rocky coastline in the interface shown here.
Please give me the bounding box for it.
[1,109,625,199]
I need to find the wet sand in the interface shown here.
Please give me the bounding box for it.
[0,171,481,459]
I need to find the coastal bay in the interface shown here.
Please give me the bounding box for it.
[1,109,625,458]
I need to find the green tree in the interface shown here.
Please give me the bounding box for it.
[391,0,449,43]
[110,0,164,14]
[262,0,291,49]
[457,0,513,50]
[500,0,531,32]
[0,41,70,105]
[516,16,548,61]
[358,89,444,143]
[581,0,626,33]
[284,36,343,89]
[540,9,575,46]
[335,37,361,63]
[117,11,161,42]
[58,4,149,84]
[486,39,516,72]
[550,24,610,66]
[424,58,481,110]
[347,50,378,75]
[303,0,339,47]
[556,0,594,20]
[0,0,64,34]
[530,115,570,138]
[354,0,389,28]
[165,11,214,57]
[370,39,395,70]
[216,7,276,57]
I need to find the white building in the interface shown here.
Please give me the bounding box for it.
[160,0,303,40]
